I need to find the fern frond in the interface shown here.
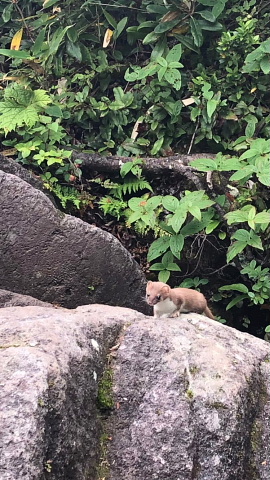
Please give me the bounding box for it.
[114,177,153,198]
[51,184,81,209]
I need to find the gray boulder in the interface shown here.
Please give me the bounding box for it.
[0,304,144,480]
[108,314,270,480]
[0,154,55,201]
[1,304,270,480]
[0,289,52,308]
[0,170,149,313]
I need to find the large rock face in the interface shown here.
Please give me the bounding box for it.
[1,305,270,480]
[0,304,144,480]
[0,154,55,201]
[0,170,149,313]
[108,314,270,480]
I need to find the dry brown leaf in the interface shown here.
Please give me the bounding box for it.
[109,343,120,351]
[161,11,179,23]
[1,76,22,82]
[131,119,143,140]
[1,148,17,156]
[182,97,195,106]
[103,29,114,48]
[10,28,23,51]
[171,25,189,34]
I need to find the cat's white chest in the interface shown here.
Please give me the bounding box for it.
[154,297,177,318]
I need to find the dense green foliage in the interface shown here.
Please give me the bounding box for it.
[0,0,269,336]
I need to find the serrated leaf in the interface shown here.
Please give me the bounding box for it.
[231,229,250,242]
[169,234,184,259]
[158,270,170,283]
[149,263,166,271]
[162,251,174,266]
[180,209,214,236]
[190,158,217,171]
[171,208,187,233]
[227,241,246,262]
[254,212,270,224]
[162,195,179,212]
[146,196,162,210]
[189,205,201,220]
[219,283,249,293]
[258,170,270,186]
[147,236,170,261]
[167,263,181,271]
[226,295,248,310]
[127,210,143,224]
[205,220,220,234]
[0,85,51,132]
[248,233,263,250]
[248,206,256,220]
[229,166,255,181]
[225,210,248,225]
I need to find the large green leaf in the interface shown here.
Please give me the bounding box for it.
[158,270,170,283]
[164,69,182,90]
[190,18,203,47]
[197,11,216,22]
[227,241,246,262]
[0,49,31,59]
[219,283,249,293]
[170,208,187,233]
[169,234,184,259]
[190,158,217,171]
[226,295,248,310]
[147,236,170,261]
[166,44,182,63]
[162,195,179,212]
